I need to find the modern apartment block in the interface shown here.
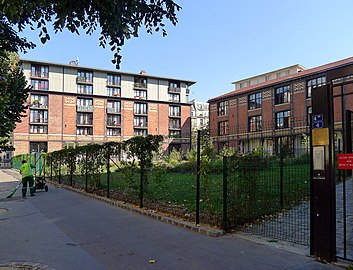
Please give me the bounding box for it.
[13,59,195,155]
[208,57,353,154]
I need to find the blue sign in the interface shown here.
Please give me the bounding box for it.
[313,122,324,129]
[312,114,323,123]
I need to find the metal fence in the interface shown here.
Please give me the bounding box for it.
[11,130,312,246]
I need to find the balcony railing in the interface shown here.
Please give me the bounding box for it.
[108,93,121,97]
[107,121,121,127]
[134,95,147,100]
[107,107,121,114]
[169,125,181,129]
[134,82,147,89]
[30,71,49,79]
[77,76,93,84]
[76,120,93,126]
[134,123,148,128]
[30,102,48,109]
[76,105,94,112]
[30,118,48,124]
[168,86,181,93]
[169,113,181,117]
[134,110,148,115]
[106,81,121,87]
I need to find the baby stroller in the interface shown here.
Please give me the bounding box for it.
[34,175,49,192]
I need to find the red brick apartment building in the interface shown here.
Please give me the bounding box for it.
[208,57,353,154]
[13,59,195,155]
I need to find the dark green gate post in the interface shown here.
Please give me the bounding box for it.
[196,130,201,225]
[140,159,144,208]
[107,146,110,198]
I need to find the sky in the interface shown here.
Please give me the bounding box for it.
[19,0,353,103]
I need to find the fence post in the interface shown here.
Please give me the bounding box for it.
[58,160,62,184]
[140,159,144,208]
[70,152,73,186]
[85,149,88,192]
[196,129,201,225]
[223,156,228,230]
[43,154,46,178]
[50,155,53,182]
[279,138,284,209]
[107,146,110,198]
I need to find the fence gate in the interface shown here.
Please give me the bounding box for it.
[336,109,353,261]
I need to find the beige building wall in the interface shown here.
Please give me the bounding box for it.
[49,65,64,91]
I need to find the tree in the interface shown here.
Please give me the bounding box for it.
[0,52,31,151]
[0,0,181,68]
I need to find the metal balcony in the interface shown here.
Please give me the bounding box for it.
[76,105,94,112]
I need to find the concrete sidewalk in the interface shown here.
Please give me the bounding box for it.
[0,169,343,270]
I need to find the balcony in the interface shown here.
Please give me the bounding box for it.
[76,105,93,112]
[30,71,49,79]
[76,120,93,126]
[134,82,147,89]
[108,93,121,97]
[107,107,121,114]
[77,76,93,84]
[168,86,181,93]
[134,110,148,116]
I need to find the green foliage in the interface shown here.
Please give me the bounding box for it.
[1,0,181,68]
[0,51,31,151]
[166,148,181,165]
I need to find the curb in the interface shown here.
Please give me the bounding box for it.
[48,181,225,238]
[0,261,56,270]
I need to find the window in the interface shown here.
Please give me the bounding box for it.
[134,116,148,127]
[31,79,48,90]
[76,113,93,125]
[31,65,49,78]
[77,84,93,95]
[107,74,121,86]
[168,93,180,102]
[276,111,291,129]
[77,98,93,106]
[107,87,121,97]
[134,103,147,115]
[107,101,121,113]
[218,121,229,136]
[275,85,290,105]
[265,75,270,82]
[77,70,93,83]
[30,94,48,109]
[248,92,262,110]
[248,115,262,132]
[134,77,147,88]
[30,142,48,153]
[306,76,326,98]
[247,81,251,87]
[285,70,290,76]
[30,110,48,123]
[218,101,228,116]
[134,89,147,99]
[30,125,48,134]
[169,105,181,117]
[134,129,148,136]
[107,115,121,126]
[169,118,181,129]
[276,73,281,79]
[169,130,181,138]
[239,82,243,89]
[77,127,93,135]
[169,81,180,89]
[107,128,121,136]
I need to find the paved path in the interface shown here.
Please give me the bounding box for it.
[0,169,341,269]
[241,178,353,259]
